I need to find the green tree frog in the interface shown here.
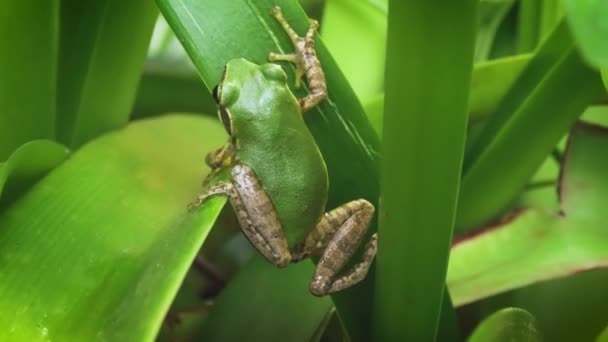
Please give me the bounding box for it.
[189,6,377,296]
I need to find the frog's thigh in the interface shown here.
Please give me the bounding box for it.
[231,164,291,267]
[305,199,378,296]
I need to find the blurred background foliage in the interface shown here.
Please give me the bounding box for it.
[0,0,607,340]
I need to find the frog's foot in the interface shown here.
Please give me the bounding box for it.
[269,5,327,112]
[300,199,377,296]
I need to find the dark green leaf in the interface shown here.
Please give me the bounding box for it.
[57,0,158,147]
[0,0,58,160]
[198,256,333,341]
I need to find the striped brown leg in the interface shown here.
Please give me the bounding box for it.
[188,164,291,267]
[299,199,377,296]
[268,5,327,112]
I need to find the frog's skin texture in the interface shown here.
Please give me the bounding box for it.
[189,6,377,296]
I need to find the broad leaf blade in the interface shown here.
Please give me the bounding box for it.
[0,115,225,341]
[562,0,608,68]
[448,122,608,306]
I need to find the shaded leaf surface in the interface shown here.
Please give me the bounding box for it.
[0,140,69,208]
[198,256,333,341]
[468,308,541,342]
[0,115,225,341]
[448,122,608,306]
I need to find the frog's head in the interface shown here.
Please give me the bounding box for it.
[211,58,297,138]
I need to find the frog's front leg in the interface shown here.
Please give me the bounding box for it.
[297,199,378,296]
[189,164,291,267]
[201,141,235,186]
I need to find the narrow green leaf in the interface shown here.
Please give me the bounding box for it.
[448,122,608,305]
[0,140,68,208]
[457,20,605,232]
[0,0,57,160]
[602,70,608,90]
[468,308,541,342]
[517,0,541,53]
[476,0,514,62]
[469,54,530,121]
[156,0,380,339]
[373,0,476,340]
[363,54,532,137]
[539,0,563,39]
[562,0,608,68]
[0,115,226,341]
[321,0,387,102]
[57,0,158,147]
[197,256,333,341]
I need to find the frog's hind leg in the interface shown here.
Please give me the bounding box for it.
[188,166,291,267]
[268,5,327,111]
[299,199,378,296]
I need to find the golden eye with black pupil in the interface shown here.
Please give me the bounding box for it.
[218,107,232,135]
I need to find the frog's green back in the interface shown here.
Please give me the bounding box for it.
[223,59,329,248]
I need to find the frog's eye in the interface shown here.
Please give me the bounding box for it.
[261,63,287,83]
[212,84,220,103]
[218,107,232,135]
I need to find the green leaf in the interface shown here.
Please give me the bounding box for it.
[517,0,541,52]
[57,0,158,148]
[321,0,387,102]
[598,324,608,342]
[0,0,58,160]
[197,256,333,341]
[362,54,532,137]
[0,140,69,208]
[468,308,541,342]
[0,115,226,341]
[602,69,608,90]
[156,0,380,339]
[133,68,216,118]
[476,0,514,62]
[448,122,608,306]
[373,0,476,340]
[456,19,605,232]
[562,0,608,68]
